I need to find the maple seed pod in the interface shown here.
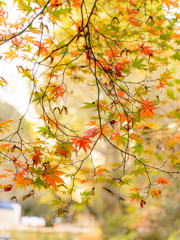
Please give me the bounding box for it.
[119,197,125,201]
[91,187,95,195]
[50,56,54,65]
[10,196,18,202]
[108,90,111,96]
[63,106,68,115]
[110,120,116,129]
[156,95,160,102]
[59,108,63,114]
[10,145,16,153]
[109,80,113,87]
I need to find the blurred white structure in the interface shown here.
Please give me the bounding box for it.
[20,216,46,227]
[0,200,21,229]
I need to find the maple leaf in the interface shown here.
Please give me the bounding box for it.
[150,189,161,198]
[50,0,63,9]
[50,84,66,100]
[0,143,11,150]
[130,133,143,143]
[39,114,62,130]
[3,168,13,173]
[55,142,75,160]
[0,120,15,136]
[140,98,157,119]
[111,131,127,147]
[71,137,93,154]
[116,90,125,98]
[0,174,10,178]
[11,37,23,46]
[93,168,105,176]
[154,177,170,185]
[110,130,121,147]
[130,187,140,192]
[56,149,69,158]
[84,122,111,139]
[4,49,18,61]
[12,174,31,189]
[31,148,43,166]
[78,179,88,183]
[155,81,167,90]
[34,41,48,54]
[84,126,99,138]
[159,70,173,83]
[72,0,82,7]
[43,164,66,190]
[138,43,154,55]
[129,192,143,202]
[105,47,120,59]
[162,0,178,10]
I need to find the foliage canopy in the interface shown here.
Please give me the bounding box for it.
[0,0,180,217]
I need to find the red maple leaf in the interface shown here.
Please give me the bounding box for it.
[50,84,66,99]
[71,137,93,154]
[78,179,88,183]
[12,38,23,46]
[138,43,154,55]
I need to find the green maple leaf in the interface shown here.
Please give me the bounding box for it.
[133,143,144,157]
[132,56,147,71]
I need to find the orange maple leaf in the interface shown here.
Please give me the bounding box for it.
[150,189,161,198]
[43,164,66,190]
[11,37,23,46]
[110,130,121,147]
[154,177,170,185]
[140,98,157,119]
[0,174,10,178]
[12,174,31,189]
[130,187,140,192]
[0,143,11,150]
[72,0,82,7]
[162,0,178,10]
[0,120,15,136]
[3,168,13,173]
[130,133,142,143]
[116,90,125,98]
[105,47,120,59]
[155,81,167,90]
[93,168,105,176]
[32,148,43,166]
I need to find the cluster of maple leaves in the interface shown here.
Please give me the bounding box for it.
[0,0,179,217]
